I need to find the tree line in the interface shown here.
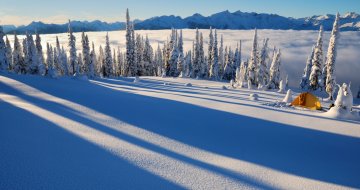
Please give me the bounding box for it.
[0,10,343,99]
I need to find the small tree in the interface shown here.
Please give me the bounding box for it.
[268,49,281,89]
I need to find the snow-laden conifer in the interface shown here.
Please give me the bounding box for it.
[325,13,340,101]
[300,45,315,89]
[0,27,9,71]
[268,49,281,89]
[247,29,258,88]
[309,25,324,91]
[68,20,77,75]
[12,33,25,73]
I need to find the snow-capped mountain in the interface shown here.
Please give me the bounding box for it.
[7,20,128,34]
[136,10,360,31]
[5,11,360,34]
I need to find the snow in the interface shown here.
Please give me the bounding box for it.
[185,83,192,87]
[282,89,293,103]
[1,73,360,189]
[249,93,259,101]
[133,76,141,83]
[323,106,360,121]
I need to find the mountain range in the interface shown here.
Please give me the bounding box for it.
[4,10,360,34]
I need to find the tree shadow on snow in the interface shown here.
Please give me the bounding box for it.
[2,75,360,189]
[0,100,184,190]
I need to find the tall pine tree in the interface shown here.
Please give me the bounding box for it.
[309,25,324,91]
[247,29,258,88]
[0,27,9,71]
[325,13,340,101]
[68,20,77,75]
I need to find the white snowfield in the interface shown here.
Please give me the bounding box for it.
[0,74,360,190]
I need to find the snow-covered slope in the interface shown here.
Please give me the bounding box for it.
[1,73,359,189]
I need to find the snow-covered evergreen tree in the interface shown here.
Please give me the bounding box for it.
[113,49,118,76]
[88,42,96,78]
[198,32,206,78]
[268,49,281,89]
[223,47,234,81]
[81,32,91,74]
[178,29,184,55]
[184,51,192,77]
[25,34,41,74]
[76,53,83,75]
[177,54,185,77]
[98,45,105,77]
[218,35,224,78]
[300,45,315,89]
[0,27,9,71]
[46,43,57,78]
[68,20,77,75]
[104,33,113,77]
[143,35,153,76]
[237,61,248,88]
[247,29,259,88]
[209,29,219,80]
[54,37,62,75]
[125,8,135,76]
[309,25,324,91]
[325,13,340,101]
[208,27,214,73]
[258,38,269,88]
[5,35,12,70]
[12,33,25,74]
[35,33,45,73]
[192,29,201,78]
[61,46,69,76]
[154,44,163,76]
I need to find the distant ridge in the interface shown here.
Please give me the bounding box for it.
[4,11,360,34]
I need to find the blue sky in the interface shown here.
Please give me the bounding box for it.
[1,0,359,25]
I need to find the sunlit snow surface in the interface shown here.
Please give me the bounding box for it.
[5,29,360,93]
[0,74,360,189]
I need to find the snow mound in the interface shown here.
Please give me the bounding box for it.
[72,73,88,81]
[133,76,141,83]
[323,107,360,121]
[249,93,259,101]
[185,83,192,87]
[282,89,293,103]
[264,101,294,109]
